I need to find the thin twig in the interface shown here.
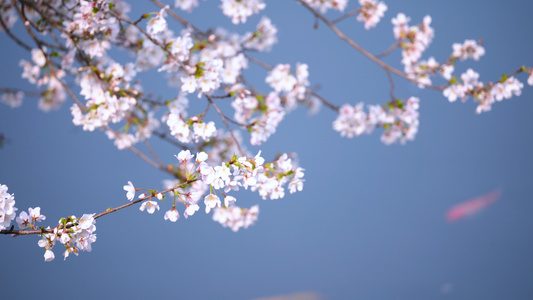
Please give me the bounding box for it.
[128,143,164,170]
[385,69,396,101]
[0,87,41,97]
[49,64,85,109]
[206,95,245,156]
[153,130,189,150]
[375,42,399,59]
[200,101,211,119]
[306,90,339,112]
[143,139,166,167]
[331,8,361,24]
[210,93,232,99]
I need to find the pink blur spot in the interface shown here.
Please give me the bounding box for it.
[446,189,502,222]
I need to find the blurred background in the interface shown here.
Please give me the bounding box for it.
[1,1,532,299]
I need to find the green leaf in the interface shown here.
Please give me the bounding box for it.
[449,75,457,85]
[500,73,509,83]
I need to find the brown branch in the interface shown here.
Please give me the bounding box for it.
[143,139,165,167]
[129,142,165,171]
[151,0,205,36]
[0,87,41,97]
[0,180,197,236]
[0,10,32,51]
[296,0,444,91]
[245,54,273,70]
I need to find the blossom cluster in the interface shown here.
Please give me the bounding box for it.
[0,183,96,262]
[16,207,46,230]
[443,68,526,114]
[174,0,203,12]
[1,0,322,155]
[0,184,17,230]
[357,0,388,30]
[242,16,278,52]
[220,0,266,24]
[213,205,259,232]
[392,13,434,68]
[18,47,67,111]
[123,149,304,231]
[333,97,420,145]
[1,90,23,108]
[301,0,387,29]
[38,214,97,262]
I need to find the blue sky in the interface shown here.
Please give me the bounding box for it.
[1,1,532,299]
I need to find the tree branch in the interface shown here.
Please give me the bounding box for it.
[296,0,444,91]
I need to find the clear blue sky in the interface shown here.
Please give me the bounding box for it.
[1,1,532,299]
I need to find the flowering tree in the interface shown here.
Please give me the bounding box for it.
[0,0,530,262]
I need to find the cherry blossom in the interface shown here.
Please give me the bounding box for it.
[140,200,160,214]
[147,6,169,37]
[176,150,194,163]
[204,193,221,213]
[184,204,200,218]
[123,181,136,201]
[44,249,55,262]
[16,211,31,229]
[164,208,180,222]
[78,214,96,230]
[15,207,46,230]
[31,48,47,67]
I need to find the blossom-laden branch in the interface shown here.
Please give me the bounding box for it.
[0,147,304,260]
[0,0,532,263]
